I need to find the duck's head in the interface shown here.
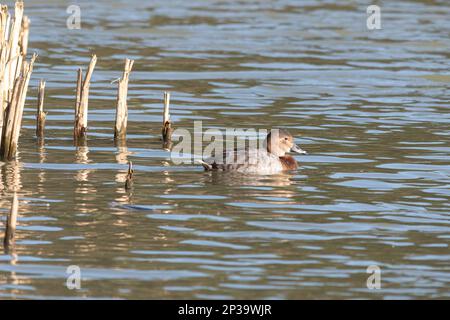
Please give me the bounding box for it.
[265,129,307,157]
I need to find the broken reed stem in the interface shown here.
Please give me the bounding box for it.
[74,54,97,144]
[125,161,134,190]
[0,5,8,147]
[114,58,134,140]
[162,91,173,142]
[1,54,37,160]
[0,1,36,161]
[20,16,29,56]
[3,193,18,249]
[36,79,46,138]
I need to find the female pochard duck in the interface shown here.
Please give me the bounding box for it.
[200,129,307,175]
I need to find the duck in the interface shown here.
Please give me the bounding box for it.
[199,129,307,175]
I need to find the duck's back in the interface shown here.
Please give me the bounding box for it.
[204,148,284,174]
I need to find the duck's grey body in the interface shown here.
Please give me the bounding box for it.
[202,148,284,175]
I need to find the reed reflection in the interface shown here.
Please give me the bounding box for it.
[0,160,22,193]
[114,142,134,204]
[74,145,97,216]
[1,193,20,300]
[115,142,131,183]
[37,142,47,192]
[75,145,91,182]
[161,160,175,196]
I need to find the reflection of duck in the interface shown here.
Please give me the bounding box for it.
[204,171,296,188]
[199,129,307,175]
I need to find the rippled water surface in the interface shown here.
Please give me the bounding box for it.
[1,0,450,299]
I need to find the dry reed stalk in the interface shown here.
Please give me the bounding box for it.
[74,54,97,144]
[114,58,134,140]
[0,1,35,160]
[0,5,9,146]
[19,16,29,56]
[5,1,24,92]
[125,161,134,190]
[0,54,36,160]
[162,91,173,143]
[3,193,18,249]
[74,67,82,120]
[36,79,46,138]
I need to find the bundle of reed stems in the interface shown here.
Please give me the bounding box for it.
[0,1,36,160]
[0,2,171,164]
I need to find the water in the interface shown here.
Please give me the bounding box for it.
[0,0,449,299]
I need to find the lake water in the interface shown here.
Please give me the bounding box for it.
[0,0,449,299]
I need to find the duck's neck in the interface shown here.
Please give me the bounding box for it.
[266,141,285,157]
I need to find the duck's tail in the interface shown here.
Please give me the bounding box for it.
[197,160,212,171]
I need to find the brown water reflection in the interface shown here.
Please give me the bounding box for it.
[0,0,450,299]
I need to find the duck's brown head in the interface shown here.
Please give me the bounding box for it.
[265,129,307,157]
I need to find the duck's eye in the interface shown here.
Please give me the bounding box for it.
[284,137,288,140]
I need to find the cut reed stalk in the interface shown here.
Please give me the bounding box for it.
[125,161,134,190]
[36,79,46,138]
[1,54,36,160]
[3,193,18,249]
[74,54,97,144]
[162,91,173,143]
[0,1,35,161]
[114,58,134,140]
[20,16,29,56]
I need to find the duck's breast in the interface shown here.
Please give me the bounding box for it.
[279,155,298,171]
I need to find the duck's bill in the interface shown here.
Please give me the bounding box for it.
[291,144,307,154]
